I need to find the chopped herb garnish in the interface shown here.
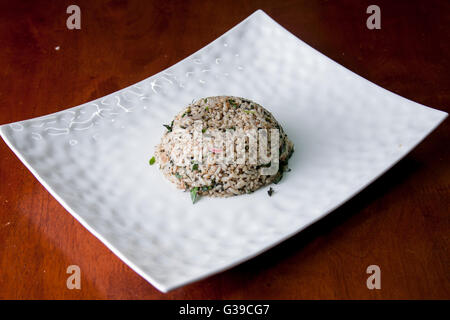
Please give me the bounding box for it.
[200,183,214,192]
[243,109,255,114]
[227,99,239,109]
[204,98,208,103]
[202,127,207,133]
[181,113,186,118]
[149,156,156,165]
[192,163,199,171]
[190,187,199,204]
[268,187,274,196]
[174,172,182,179]
[273,172,283,184]
[205,106,209,112]
[163,120,174,132]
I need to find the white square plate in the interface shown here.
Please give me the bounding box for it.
[1,10,446,292]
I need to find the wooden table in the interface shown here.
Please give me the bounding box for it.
[0,0,448,299]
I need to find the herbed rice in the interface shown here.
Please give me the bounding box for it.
[154,96,294,198]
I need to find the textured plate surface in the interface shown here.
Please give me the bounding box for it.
[0,10,447,292]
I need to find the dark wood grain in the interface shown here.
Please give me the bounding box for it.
[0,0,448,299]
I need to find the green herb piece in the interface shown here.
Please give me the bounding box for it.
[268,187,274,196]
[243,109,255,114]
[205,106,209,112]
[190,187,199,204]
[192,163,199,171]
[202,127,207,133]
[273,172,283,184]
[163,120,174,132]
[204,98,208,103]
[181,113,186,118]
[149,156,156,165]
[227,99,239,109]
[174,172,182,179]
[200,184,214,192]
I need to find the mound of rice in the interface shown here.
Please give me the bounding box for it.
[154,96,294,198]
